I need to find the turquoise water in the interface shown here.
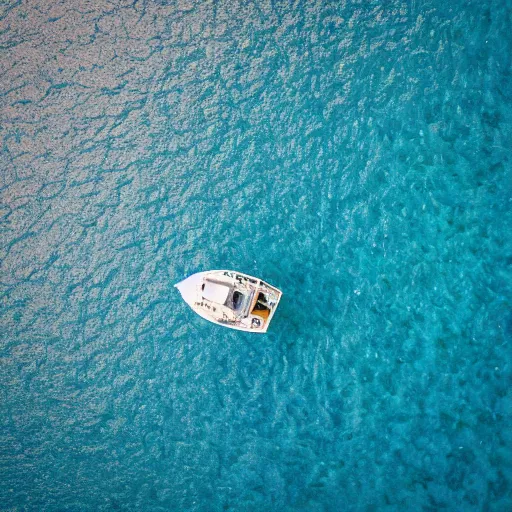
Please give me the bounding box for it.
[1,0,511,510]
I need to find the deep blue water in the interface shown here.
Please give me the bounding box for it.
[1,0,511,510]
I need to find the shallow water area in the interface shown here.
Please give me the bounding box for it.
[1,0,511,510]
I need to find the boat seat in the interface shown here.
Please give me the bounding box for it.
[232,291,244,310]
[252,307,270,320]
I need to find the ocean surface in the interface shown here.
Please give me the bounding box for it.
[1,0,511,510]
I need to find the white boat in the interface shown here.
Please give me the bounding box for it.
[175,270,282,333]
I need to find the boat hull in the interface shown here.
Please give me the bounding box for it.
[175,270,282,333]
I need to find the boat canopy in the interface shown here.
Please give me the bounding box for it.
[203,280,230,304]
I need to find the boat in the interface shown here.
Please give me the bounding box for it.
[175,270,282,332]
